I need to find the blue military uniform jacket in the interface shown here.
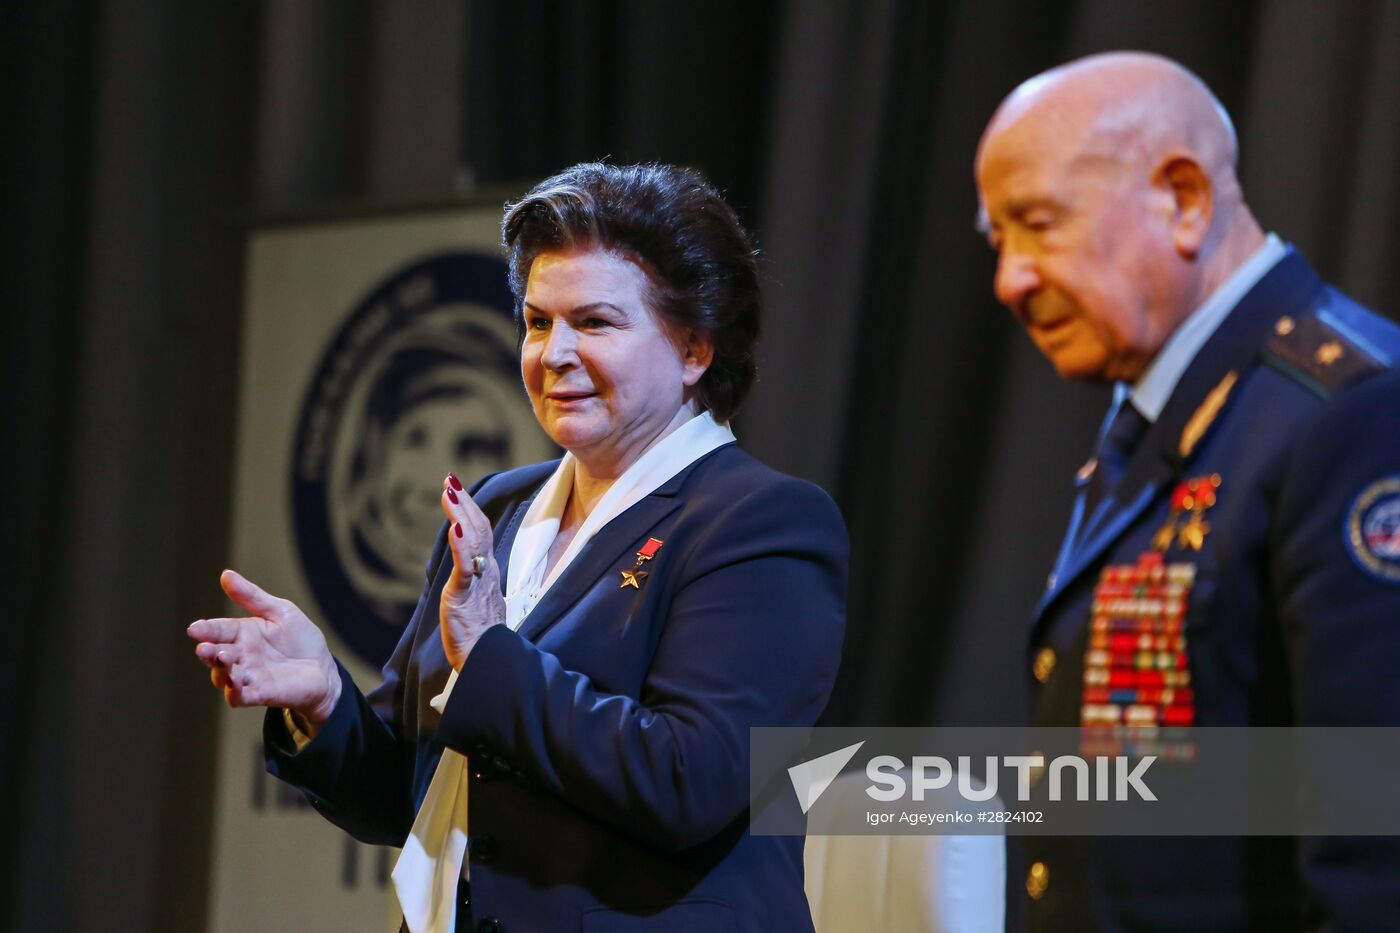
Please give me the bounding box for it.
[1026,249,1400,932]
[265,443,848,932]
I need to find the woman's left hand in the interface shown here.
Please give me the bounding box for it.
[438,472,507,670]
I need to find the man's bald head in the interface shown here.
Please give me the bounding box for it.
[979,52,1240,197]
[974,52,1265,383]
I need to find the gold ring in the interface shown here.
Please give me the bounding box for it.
[471,555,486,578]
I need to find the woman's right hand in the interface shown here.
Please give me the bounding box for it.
[188,569,342,734]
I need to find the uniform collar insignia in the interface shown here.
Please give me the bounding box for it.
[1179,370,1237,459]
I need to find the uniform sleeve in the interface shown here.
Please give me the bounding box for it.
[1271,368,1400,929]
[437,477,848,852]
[1273,368,1400,724]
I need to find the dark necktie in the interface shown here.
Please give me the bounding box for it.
[1078,397,1151,544]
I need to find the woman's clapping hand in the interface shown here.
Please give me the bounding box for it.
[188,569,342,734]
[437,472,507,671]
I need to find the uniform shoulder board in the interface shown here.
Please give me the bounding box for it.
[1261,307,1391,399]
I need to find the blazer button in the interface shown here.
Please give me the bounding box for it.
[475,916,503,933]
[471,766,493,782]
[1033,647,1056,684]
[471,835,499,864]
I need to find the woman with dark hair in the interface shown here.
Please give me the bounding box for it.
[189,162,847,932]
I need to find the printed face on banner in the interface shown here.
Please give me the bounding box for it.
[292,252,557,668]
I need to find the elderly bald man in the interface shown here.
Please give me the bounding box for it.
[977,52,1400,931]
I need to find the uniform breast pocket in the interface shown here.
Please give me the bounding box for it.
[1173,554,1277,715]
[1180,570,1218,632]
[580,899,737,932]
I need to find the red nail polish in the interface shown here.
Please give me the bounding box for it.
[448,472,463,491]
[454,522,463,538]
[447,488,459,504]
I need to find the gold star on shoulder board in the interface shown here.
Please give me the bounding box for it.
[1315,341,1344,366]
[620,569,650,590]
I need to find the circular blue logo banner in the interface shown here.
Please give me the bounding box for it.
[291,251,557,667]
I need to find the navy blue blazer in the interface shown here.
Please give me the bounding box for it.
[266,442,848,932]
[1025,249,1400,931]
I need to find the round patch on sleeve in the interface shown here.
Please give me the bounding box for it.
[1346,476,1400,583]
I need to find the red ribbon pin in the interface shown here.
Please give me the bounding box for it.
[621,538,664,589]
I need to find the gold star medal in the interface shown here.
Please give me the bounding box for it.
[1153,475,1220,553]
[620,537,664,589]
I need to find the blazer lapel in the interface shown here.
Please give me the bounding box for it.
[515,496,684,643]
[491,495,533,587]
[514,451,719,643]
[1032,248,1324,627]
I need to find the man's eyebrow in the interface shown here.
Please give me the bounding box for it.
[522,301,625,316]
[1006,196,1067,218]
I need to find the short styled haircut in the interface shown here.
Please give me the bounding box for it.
[502,162,762,422]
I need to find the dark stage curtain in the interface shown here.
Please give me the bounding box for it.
[5,1,1399,930]
[4,1,260,929]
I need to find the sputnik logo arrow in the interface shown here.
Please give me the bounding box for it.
[787,741,865,814]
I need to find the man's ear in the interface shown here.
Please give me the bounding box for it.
[680,328,715,387]
[1155,155,1213,258]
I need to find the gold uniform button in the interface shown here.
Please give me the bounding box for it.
[1027,860,1049,900]
[1033,647,1056,683]
[1275,315,1295,336]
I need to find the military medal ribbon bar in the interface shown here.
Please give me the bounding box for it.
[1081,552,1197,728]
